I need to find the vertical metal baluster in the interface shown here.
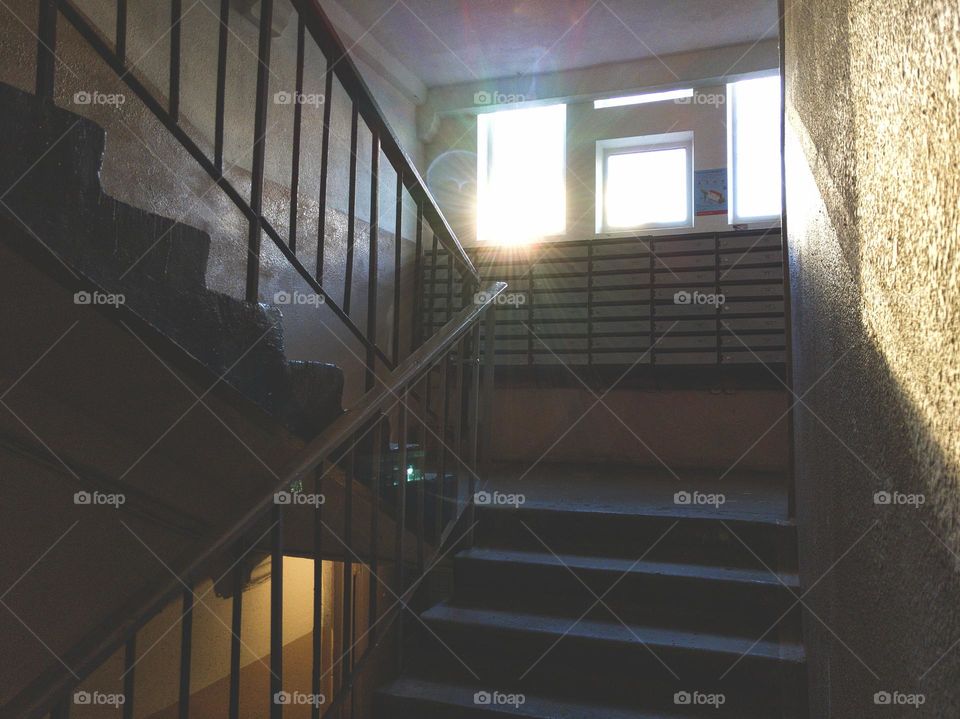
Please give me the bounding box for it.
[343,105,359,314]
[435,353,449,542]
[368,419,382,642]
[36,0,57,100]
[527,266,535,365]
[715,232,722,365]
[122,635,136,719]
[411,203,424,348]
[116,0,128,64]
[316,63,334,283]
[427,233,439,338]
[392,172,403,362]
[481,305,497,474]
[288,18,306,252]
[311,465,324,719]
[416,375,426,574]
[366,129,380,391]
[649,238,656,366]
[169,0,182,121]
[466,322,481,543]
[229,543,243,719]
[213,0,229,173]
[587,243,594,367]
[340,447,355,694]
[394,394,409,670]
[178,588,193,719]
[445,254,454,319]
[452,335,465,514]
[270,503,284,719]
[245,0,274,303]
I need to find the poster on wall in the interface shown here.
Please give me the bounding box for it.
[694,168,728,216]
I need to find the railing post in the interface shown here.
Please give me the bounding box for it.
[178,587,193,719]
[649,237,656,367]
[394,394,409,671]
[392,171,404,363]
[316,62,334,283]
[368,418,382,640]
[36,0,57,101]
[228,544,243,719]
[288,18,306,251]
[586,243,594,367]
[481,303,497,474]
[245,0,275,303]
[343,105,359,314]
[169,0,182,121]
[311,465,324,719]
[466,320,482,542]
[714,232,722,366]
[116,0,128,65]
[122,635,136,719]
[411,203,424,348]
[213,0,229,173]
[366,129,380,390]
[270,503,283,719]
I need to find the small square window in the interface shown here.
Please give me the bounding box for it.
[596,132,693,232]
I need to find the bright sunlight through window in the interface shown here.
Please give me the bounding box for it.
[477,104,566,245]
[596,132,693,232]
[605,148,690,229]
[728,75,782,222]
[593,88,693,109]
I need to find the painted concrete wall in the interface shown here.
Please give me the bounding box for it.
[784,0,960,715]
[422,41,781,248]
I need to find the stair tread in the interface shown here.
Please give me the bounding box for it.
[422,603,805,663]
[379,678,729,718]
[458,547,800,588]
[478,502,796,528]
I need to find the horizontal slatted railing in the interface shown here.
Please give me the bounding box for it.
[423,229,786,369]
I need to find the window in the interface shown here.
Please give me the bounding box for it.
[477,104,566,245]
[593,88,693,109]
[728,75,782,222]
[596,132,693,232]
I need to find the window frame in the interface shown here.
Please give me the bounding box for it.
[727,73,783,224]
[595,131,694,234]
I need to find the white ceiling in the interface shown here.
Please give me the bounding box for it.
[327,0,780,88]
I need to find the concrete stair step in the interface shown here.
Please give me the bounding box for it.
[376,678,751,719]
[414,602,805,711]
[452,546,800,635]
[474,504,796,571]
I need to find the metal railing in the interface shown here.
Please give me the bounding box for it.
[424,229,786,369]
[6,281,506,719]
[35,0,480,377]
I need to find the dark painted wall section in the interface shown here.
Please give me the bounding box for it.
[784,0,960,715]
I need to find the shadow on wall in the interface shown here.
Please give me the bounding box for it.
[785,15,960,710]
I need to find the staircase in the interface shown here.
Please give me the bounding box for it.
[377,467,807,718]
[0,81,343,440]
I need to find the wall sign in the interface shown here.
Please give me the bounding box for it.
[694,168,728,216]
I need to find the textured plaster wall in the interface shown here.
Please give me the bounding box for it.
[784,0,960,715]
[0,0,422,400]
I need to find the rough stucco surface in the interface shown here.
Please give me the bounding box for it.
[785,0,960,715]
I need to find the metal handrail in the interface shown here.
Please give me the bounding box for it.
[291,0,478,284]
[40,0,479,377]
[5,281,506,719]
